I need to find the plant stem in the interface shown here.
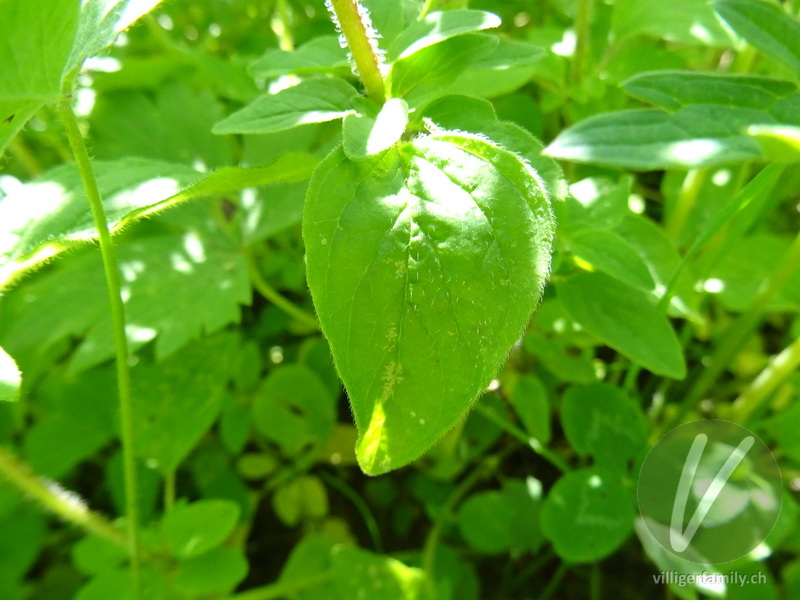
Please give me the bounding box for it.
[318,470,383,552]
[272,0,294,51]
[227,571,332,600]
[667,168,708,242]
[0,447,128,549]
[328,0,387,104]
[163,470,176,513]
[571,0,593,86]
[247,253,319,330]
[9,137,43,176]
[732,336,800,423]
[683,229,800,410]
[475,403,570,472]
[58,101,141,591]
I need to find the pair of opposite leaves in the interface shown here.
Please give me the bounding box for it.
[303,104,556,475]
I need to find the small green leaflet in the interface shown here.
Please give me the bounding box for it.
[304,132,554,474]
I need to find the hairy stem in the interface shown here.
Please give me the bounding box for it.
[0,447,128,549]
[328,0,387,104]
[58,101,141,591]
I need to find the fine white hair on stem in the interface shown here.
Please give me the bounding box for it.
[325,0,389,77]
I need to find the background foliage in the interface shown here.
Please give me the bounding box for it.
[1,0,800,599]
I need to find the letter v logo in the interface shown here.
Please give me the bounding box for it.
[669,433,755,552]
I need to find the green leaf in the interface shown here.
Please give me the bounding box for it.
[161,499,241,558]
[0,233,251,374]
[387,9,501,61]
[561,383,648,473]
[540,468,635,563]
[332,546,429,599]
[174,547,248,595]
[0,153,313,288]
[508,375,551,444]
[612,0,734,47]
[0,348,21,403]
[304,132,554,474]
[132,334,239,474]
[714,0,800,73]
[273,475,329,527]
[567,229,655,291]
[457,477,543,554]
[343,98,409,159]
[557,272,686,378]
[622,71,797,111]
[71,536,127,576]
[390,34,498,107]
[763,401,800,464]
[277,535,342,600]
[66,0,164,81]
[446,39,544,99]
[251,365,336,457]
[0,0,79,155]
[250,36,349,79]
[212,78,359,135]
[23,368,117,478]
[748,124,800,161]
[544,106,771,170]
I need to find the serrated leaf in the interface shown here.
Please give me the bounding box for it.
[332,546,429,599]
[622,71,797,111]
[344,98,409,159]
[66,0,164,82]
[161,499,241,558]
[561,383,648,473]
[250,36,349,79]
[0,348,21,403]
[558,272,686,378]
[131,334,239,474]
[388,9,500,61]
[212,78,359,134]
[567,229,655,291]
[0,154,312,289]
[714,0,800,73]
[304,132,554,474]
[540,468,634,563]
[0,0,79,156]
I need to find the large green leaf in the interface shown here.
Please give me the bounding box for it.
[557,272,686,378]
[304,132,554,474]
[714,0,800,74]
[212,78,359,135]
[544,106,784,170]
[0,0,79,155]
[622,71,797,111]
[0,154,316,288]
[332,547,429,599]
[387,9,500,61]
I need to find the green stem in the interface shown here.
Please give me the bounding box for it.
[9,137,43,176]
[163,470,176,513]
[328,0,387,104]
[538,562,569,600]
[667,168,708,242]
[474,403,570,472]
[227,571,332,600]
[571,0,593,86]
[682,229,800,417]
[0,447,128,549]
[318,471,383,552]
[247,253,319,330]
[421,457,497,593]
[732,336,800,423]
[58,101,141,591]
[273,0,294,51]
